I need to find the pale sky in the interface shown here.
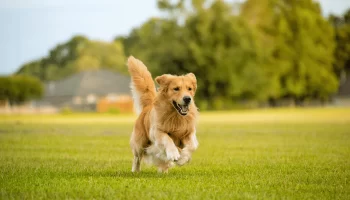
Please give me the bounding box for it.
[0,0,349,75]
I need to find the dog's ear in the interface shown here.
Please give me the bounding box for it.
[155,74,172,86]
[186,73,197,92]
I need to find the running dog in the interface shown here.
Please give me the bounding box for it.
[127,56,199,173]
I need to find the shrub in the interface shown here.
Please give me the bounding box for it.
[60,106,73,114]
[106,107,120,114]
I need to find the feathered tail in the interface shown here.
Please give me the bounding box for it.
[127,56,156,115]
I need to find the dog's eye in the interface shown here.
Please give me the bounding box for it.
[173,87,179,91]
[188,87,192,91]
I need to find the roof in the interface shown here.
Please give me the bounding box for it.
[44,69,131,97]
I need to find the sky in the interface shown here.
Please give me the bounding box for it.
[0,0,349,75]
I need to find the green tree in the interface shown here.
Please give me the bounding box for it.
[286,0,337,102]
[242,0,338,103]
[329,9,350,79]
[17,36,126,81]
[124,0,268,109]
[0,76,43,106]
[117,17,185,75]
[184,1,268,105]
[121,0,339,107]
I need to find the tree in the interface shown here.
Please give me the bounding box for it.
[184,1,268,106]
[123,0,268,109]
[16,36,126,81]
[116,17,186,76]
[123,0,339,107]
[0,76,43,106]
[329,9,350,79]
[241,0,290,102]
[286,0,337,102]
[241,0,338,103]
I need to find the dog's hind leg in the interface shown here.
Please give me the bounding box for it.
[131,145,144,172]
[132,153,142,172]
[130,130,147,173]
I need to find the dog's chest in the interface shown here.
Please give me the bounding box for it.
[157,113,195,140]
[159,118,193,139]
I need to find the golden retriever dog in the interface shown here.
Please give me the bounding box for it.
[127,56,199,173]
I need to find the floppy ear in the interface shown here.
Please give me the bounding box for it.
[186,73,197,92]
[155,74,172,86]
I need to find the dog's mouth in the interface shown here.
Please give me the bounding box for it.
[172,101,189,116]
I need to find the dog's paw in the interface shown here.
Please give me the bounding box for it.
[166,147,180,161]
[155,152,168,161]
[176,155,191,166]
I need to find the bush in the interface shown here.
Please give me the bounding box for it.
[106,107,120,114]
[60,106,73,114]
[197,99,209,111]
[212,97,225,110]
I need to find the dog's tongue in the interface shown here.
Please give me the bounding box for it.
[181,105,189,112]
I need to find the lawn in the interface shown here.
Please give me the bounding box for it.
[0,108,349,199]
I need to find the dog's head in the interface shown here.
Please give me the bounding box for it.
[155,73,197,116]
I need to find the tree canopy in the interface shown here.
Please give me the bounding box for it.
[329,9,350,79]
[0,75,43,105]
[14,0,349,109]
[17,36,126,81]
[120,0,339,108]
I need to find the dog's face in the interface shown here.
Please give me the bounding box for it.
[155,73,197,116]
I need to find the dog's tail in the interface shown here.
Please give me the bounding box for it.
[127,56,156,115]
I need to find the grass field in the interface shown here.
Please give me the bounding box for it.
[0,108,349,199]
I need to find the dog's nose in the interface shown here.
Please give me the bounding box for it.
[183,96,191,104]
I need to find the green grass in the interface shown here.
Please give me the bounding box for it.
[0,108,349,199]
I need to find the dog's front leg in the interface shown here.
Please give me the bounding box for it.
[154,130,180,162]
[176,130,199,166]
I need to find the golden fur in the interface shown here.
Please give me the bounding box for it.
[127,56,199,173]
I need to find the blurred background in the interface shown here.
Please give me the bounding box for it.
[0,0,349,114]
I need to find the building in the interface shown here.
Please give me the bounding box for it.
[37,69,133,112]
